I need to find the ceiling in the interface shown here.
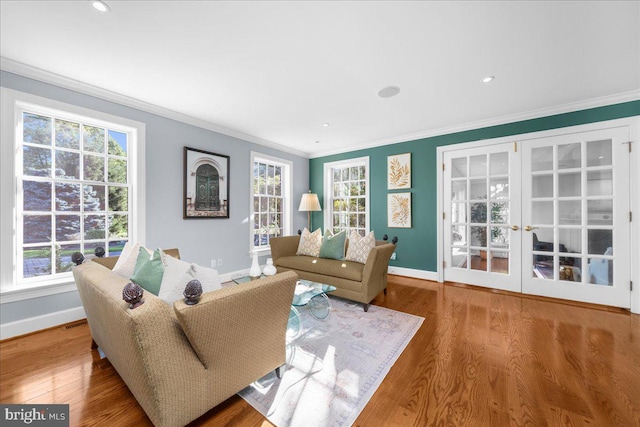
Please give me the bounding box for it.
[1,1,638,158]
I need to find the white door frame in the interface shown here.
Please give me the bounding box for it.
[436,117,640,313]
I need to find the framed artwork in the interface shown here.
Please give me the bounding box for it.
[388,192,412,228]
[387,153,411,189]
[183,146,230,219]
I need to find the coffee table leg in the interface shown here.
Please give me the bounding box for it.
[308,292,331,319]
[287,306,301,339]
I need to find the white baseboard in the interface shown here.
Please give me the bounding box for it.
[0,306,86,341]
[388,266,438,282]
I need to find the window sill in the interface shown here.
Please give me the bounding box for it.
[1,277,77,304]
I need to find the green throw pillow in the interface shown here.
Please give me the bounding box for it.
[130,248,164,295]
[319,230,347,260]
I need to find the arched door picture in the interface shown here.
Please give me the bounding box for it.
[184,146,230,218]
[195,164,220,211]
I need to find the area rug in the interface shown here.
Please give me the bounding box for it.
[238,297,424,427]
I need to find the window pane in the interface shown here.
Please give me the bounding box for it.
[108,158,127,183]
[108,186,128,212]
[490,152,508,175]
[108,130,127,156]
[84,214,106,240]
[532,175,553,198]
[558,172,581,197]
[587,140,612,167]
[587,170,612,196]
[532,201,553,224]
[83,125,105,153]
[23,113,51,145]
[588,229,612,255]
[558,200,581,225]
[109,240,127,257]
[23,146,51,177]
[55,119,80,149]
[23,246,52,277]
[588,200,613,226]
[274,166,282,196]
[84,185,105,211]
[558,143,581,169]
[23,181,52,211]
[55,183,81,211]
[57,244,80,273]
[55,150,80,179]
[469,155,486,176]
[23,215,51,244]
[452,158,466,178]
[532,146,553,171]
[109,213,128,238]
[83,242,105,261]
[83,154,104,181]
[55,215,81,241]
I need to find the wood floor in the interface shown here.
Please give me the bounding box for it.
[1,276,639,426]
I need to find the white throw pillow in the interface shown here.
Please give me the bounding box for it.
[345,230,376,264]
[112,241,141,277]
[158,251,193,304]
[188,264,222,293]
[296,227,322,257]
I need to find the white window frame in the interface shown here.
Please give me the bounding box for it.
[323,156,370,235]
[249,151,292,254]
[0,88,145,302]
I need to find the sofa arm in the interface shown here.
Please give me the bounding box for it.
[269,236,300,265]
[174,271,297,374]
[362,242,395,287]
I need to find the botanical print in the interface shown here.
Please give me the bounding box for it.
[388,193,411,228]
[387,153,411,189]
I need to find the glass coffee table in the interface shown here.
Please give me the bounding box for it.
[288,279,336,339]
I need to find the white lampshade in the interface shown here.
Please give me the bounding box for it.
[298,192,321,212]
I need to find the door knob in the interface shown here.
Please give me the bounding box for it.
[524,225,538,232]
[510,225,519,231]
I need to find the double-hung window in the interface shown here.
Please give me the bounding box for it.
[251,152,292,252]
[1,89,145,295]
[323,156,370,236]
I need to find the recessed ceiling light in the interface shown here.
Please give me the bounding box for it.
[92,1,111,13]
[378,86,400,98]
[315,140,320,144]
[482,76,495,83]
[323,123,330,128]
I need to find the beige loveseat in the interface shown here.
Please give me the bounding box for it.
[269,235,395,311]
[74,252,297,427]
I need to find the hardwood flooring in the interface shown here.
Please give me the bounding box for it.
[1,276,639,426]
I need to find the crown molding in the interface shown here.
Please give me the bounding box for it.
[309,90,640,158]
[0,57,310,159]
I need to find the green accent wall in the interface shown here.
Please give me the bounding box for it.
[309,100,640,272]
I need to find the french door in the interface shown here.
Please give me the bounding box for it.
[521,127,631,307]
[443,143,521,292]
[443,125,631,308]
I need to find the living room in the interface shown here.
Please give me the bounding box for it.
[1,1,639,426]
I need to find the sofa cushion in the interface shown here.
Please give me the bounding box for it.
[345,230,375,264]
[131,248,164,295]
[296,227,322,257]
[277,255,364,282]
[319,229,347,260]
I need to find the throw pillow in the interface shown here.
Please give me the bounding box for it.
[296,227,322,257]
[345,230,376,264]
[130,248,164,295]
[187,264,222,293]
[112,241,140,277]
[319,229,347,260]
[157,251,193,304]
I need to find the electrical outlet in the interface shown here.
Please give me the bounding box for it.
[390,252,397,260]
[217,258,222,268]
[210,259,216,268]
